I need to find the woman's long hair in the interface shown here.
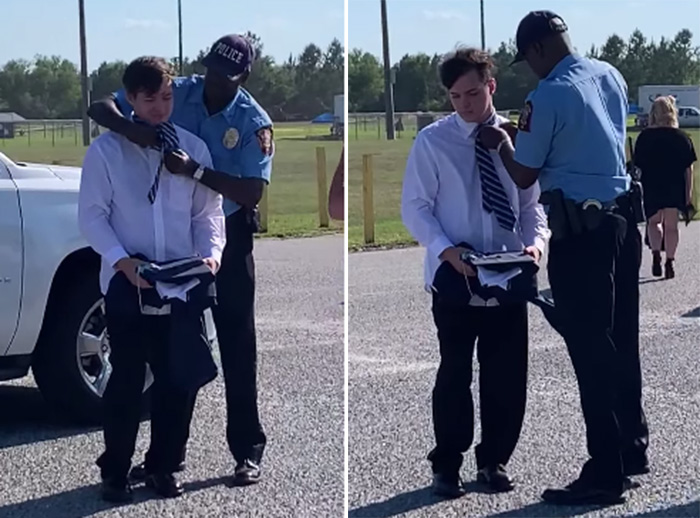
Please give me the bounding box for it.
[649,96,679,128]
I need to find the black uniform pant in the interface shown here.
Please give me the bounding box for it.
[97,273,197,481]
[428,292,529,476]
[212,211,266,464]
[547,209,649,492]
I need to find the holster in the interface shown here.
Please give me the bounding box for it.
[628,180,646,224]
[540,189,584,241]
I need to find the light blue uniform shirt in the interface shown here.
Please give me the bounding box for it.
[514,54,630,203]
[113,75,273,216]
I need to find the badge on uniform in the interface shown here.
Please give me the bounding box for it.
[518,101,533,132]
[223,128,239,149]
[256,127,273,156]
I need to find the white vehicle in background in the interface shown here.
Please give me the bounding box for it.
[677,106,700,128]
[0,152,172,424]
[635,84,700,127]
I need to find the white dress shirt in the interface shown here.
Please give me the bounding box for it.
[79,126,226,295]
[401,112,550,294]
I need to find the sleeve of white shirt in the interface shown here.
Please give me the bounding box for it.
[518,180,550,254]
[191,143,226,264]
[401,133,453,259]
[78,142,129,267]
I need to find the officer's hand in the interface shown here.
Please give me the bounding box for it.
[164,149,198,177]
[202,257,219,274]
[439,246,476,277]
[478,125,510,150]
[126,122,159,148]
[500,121,518,142]
[115,258,152,289]
[523,246,542,263]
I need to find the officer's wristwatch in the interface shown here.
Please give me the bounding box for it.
[193,164,205,181]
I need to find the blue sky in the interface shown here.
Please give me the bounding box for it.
[349,0,700,59]
[0,0,343,71]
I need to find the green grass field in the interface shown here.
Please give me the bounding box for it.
[0,122,344,238]
[348,117,700,249]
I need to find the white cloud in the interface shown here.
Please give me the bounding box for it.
[423,10,468,22]
[124,19,170,30]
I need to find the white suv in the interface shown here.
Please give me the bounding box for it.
[0,152,164,424]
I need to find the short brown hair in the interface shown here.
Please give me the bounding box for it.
[438,47,496,89]
[122,56,175,96]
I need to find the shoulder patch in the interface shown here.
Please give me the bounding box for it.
[518,101,533,132]
[256,127,274,156]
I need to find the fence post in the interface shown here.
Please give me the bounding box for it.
[362,154,375,244]
[316,146,329,228]
[259,184,269,233]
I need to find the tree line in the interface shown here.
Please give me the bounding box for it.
[0,32,344,122]
[350,29,700,113]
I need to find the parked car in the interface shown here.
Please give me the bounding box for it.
[0,152,226,423]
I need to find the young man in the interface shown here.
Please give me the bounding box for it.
[79,56,225,502]
[401,47,549,499]
[88,34,271,486]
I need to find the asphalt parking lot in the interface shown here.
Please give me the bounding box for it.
[349,223,700,518]
[0,235,344,518]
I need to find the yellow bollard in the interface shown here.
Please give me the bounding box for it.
[316,147,329,228]
[259,184,269,233]
[362,154,375,244]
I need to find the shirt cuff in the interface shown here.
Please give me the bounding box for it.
[527,236,547,256]
[204,248,223,266]
[104,245,129,268]
[428,235,454,262]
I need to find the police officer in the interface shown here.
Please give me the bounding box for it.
[479,11,649,506]
[88,34,271,486]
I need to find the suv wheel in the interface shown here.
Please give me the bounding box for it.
[32,269,153,425]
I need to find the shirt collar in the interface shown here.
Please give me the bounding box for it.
[453,110,497,138]
[544,53,580,81]
[186,76,243,123]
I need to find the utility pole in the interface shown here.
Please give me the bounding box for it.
[78,0,90,146]
[380,0,395,140]
[178,0,184,75]
[480,0,486,50]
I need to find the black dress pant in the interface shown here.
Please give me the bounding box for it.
[212,210,266,465]
[97,273,197,481]
[547,208,649,492]
[428,291,529,476]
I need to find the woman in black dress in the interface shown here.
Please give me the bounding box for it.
[634,96,696,279]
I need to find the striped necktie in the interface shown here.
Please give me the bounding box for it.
[475,113,517,232]
[132,116,180,204]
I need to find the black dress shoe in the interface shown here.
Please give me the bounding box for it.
[232,459,261,486]
[476,465,515,493]
[623,477,641,491]
[431,473,466,499]
[624,459,650,477]
[101,478,133,503]
[145,473,184,498]
[542,479,625,506]
[129,461,186,483]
